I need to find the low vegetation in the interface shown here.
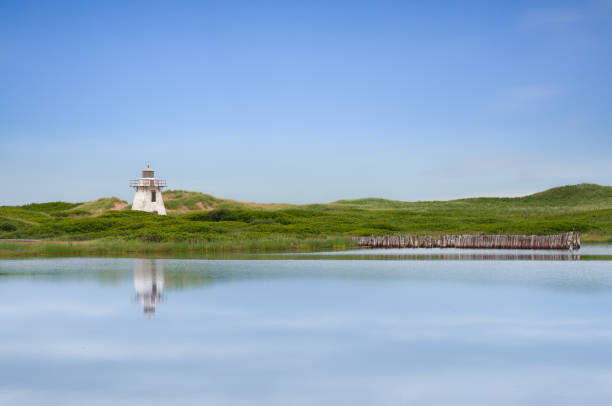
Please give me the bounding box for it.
[1,183,611,256]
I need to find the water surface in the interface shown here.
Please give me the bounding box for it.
[2,252,612,405]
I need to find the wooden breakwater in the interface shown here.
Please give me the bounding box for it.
[357,232,580,250]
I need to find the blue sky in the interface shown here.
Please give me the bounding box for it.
[1,0,611,205]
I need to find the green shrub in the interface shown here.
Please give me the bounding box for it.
[0,222,17,232]
[21,202,79,213]
[250,218,278,225]
[184,212,211,222]
[208,208,234,222]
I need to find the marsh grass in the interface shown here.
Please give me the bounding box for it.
[0,236,356,258]
[1,183,611,257]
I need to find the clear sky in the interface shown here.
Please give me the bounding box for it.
[1,0,611,205]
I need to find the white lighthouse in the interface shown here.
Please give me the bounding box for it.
[130,163,167,215]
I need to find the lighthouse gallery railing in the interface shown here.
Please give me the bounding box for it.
[130,179,167,188]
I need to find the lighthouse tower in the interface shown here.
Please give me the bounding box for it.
[130,163,167,215]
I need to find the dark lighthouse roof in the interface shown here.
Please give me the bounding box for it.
[142,163,155,178]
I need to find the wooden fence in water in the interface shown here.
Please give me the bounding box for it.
[357,232,580,250]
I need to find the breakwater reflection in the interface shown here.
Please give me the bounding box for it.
[291,253,582,261]
[286,247,590,261]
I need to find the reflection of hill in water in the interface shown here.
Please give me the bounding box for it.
[132,259,612,294]
[1,254,612,293]
[0,258,215,290]
[163,268,214,290]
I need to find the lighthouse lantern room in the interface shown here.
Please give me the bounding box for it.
[130,163,167,215]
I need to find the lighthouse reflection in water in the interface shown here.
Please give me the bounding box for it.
[133,259,164,317]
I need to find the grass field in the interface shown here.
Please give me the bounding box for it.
[1,183,611,257]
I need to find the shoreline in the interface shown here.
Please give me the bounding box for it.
[0,237,357,259]
[1,233,610,259]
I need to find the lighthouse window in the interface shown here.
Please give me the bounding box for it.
[151,191,157,202]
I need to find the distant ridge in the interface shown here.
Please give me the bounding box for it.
[521,183,612,205]
[3,183,612,216]
[333,183,612,210]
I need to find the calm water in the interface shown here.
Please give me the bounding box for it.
[2,249,612,405]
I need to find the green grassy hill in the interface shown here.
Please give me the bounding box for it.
[163,190,293,211]
[335,184,612,211]
[1,183,611,254]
